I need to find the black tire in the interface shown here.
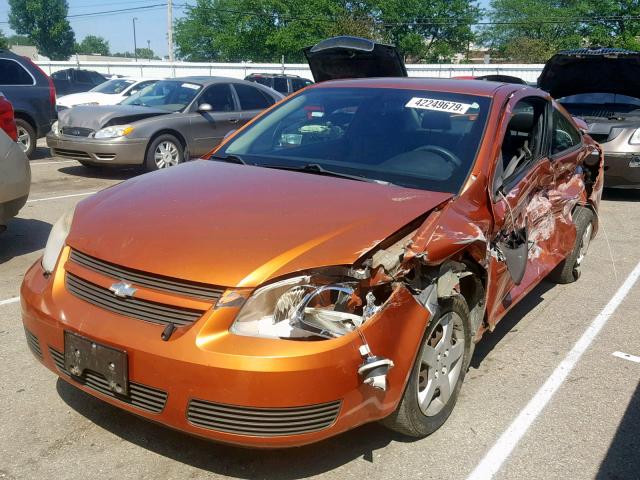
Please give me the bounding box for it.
[15,118,36,158]
[381,295,472,437]
[144,134,184,171]
[549,207,594,284]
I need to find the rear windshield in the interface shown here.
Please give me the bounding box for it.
[91,79,134,94]
[121,80,201,112]
[219,87,490,193]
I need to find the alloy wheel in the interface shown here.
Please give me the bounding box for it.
[16,125,31,153]
[154,141,180,168]
[417,311,465,416]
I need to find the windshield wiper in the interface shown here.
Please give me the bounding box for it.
[261,163,391,185]
[210,154,247,165]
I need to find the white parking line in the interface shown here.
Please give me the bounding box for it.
[612,351,640,364]
[0,297,19,306]
[467,260,640,480]
[26,191,97,203]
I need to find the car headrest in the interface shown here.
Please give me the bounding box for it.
[421,111,452,130]
[508,111,535,132]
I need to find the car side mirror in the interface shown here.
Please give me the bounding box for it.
[198,103,213,112]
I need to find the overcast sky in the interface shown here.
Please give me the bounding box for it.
[0,0,491,59]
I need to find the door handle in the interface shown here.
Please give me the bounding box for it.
[229,118,240,124]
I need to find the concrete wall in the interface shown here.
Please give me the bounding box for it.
[35,60,545,83]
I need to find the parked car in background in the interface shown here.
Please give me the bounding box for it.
[539,47,640,188]
[0,92,17,141]
[51,68,108,96]
[0,128,30,233]
[0,49,57,157]
[245,73,313,95]
[23,37,604,448]
[48,77,283,170]
[56,77,160,111]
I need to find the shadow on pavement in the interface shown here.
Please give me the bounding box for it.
[0,217,52,264]
[602,188,640,202]
[57,379,413,479]
[30,146,52,160]
[470,280,556,369]
[597,382,640,480]
[58,165,143,180]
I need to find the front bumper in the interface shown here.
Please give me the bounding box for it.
[602,150,640,188]
[21,251,431,447]
[46,134,148,165]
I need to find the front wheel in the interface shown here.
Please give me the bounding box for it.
[381,295,472,437]
[145,134,184,171]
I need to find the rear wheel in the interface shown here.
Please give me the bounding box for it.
[381,295,472,437]
[549,207,594,284]
[15,118,36,158]
[145,134,184,171]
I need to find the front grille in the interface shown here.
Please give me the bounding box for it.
[52,148,91,160]
[187,399,342,437]
[50,347,167,413]
[61,126,94,137]
[69,249,224,302]
[65,272,205,327]
[24,328,42,359]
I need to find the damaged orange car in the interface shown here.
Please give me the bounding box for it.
[22,38,604,448]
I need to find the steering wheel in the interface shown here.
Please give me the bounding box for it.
[411,145,462,168]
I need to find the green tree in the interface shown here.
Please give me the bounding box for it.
[135,47,159,60]
[580,0,640,50]
[8,0,75,60]
[76,35,110,56]
[8,34,34,46]
[174,0,478,63]
[375,0,481,62]
[0,30,8,49]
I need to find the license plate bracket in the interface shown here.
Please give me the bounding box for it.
[64,331,128,396]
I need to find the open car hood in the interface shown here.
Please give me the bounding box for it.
[539,48,640,99]
[57,104,171,130]
[303,36,407,82]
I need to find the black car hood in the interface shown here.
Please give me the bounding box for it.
[58,105,171,130]
[303,36,407,82]
[539,48,640,99]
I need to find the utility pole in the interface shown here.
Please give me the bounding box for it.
[133,17,138,62]
[167,0,174,62]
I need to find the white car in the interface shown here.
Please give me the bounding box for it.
[56,78,160,111]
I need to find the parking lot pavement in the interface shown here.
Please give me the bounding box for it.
[1,148,639,480]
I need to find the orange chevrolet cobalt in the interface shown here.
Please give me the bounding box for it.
[22,38,604,447]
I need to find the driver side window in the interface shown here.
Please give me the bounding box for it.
[198,84,236,112]
[498,97,548,188]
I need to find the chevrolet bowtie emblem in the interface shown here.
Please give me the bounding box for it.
[109,281,137,298]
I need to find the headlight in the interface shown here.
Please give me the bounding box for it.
[230,273,382,339]
[94,125,134,139]
[42,207,75,274]
[629,128,640,145]
[51,121,59,135]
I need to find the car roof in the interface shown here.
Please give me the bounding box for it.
[309,77,528,97]
[246,73,303,78]
[171,76,252,85]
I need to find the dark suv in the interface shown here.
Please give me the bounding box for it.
[0,49,56,157]
[244,73,313,95]
[51,68,108,96]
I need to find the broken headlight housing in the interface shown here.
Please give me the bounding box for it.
[42,206,75,274]
[230,273,381,340]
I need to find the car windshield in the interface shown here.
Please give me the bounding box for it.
[218,87,490,193]
[121,80,202,112]
[91,79,135,94]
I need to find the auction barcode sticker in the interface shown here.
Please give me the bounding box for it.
[405,97,472,114]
